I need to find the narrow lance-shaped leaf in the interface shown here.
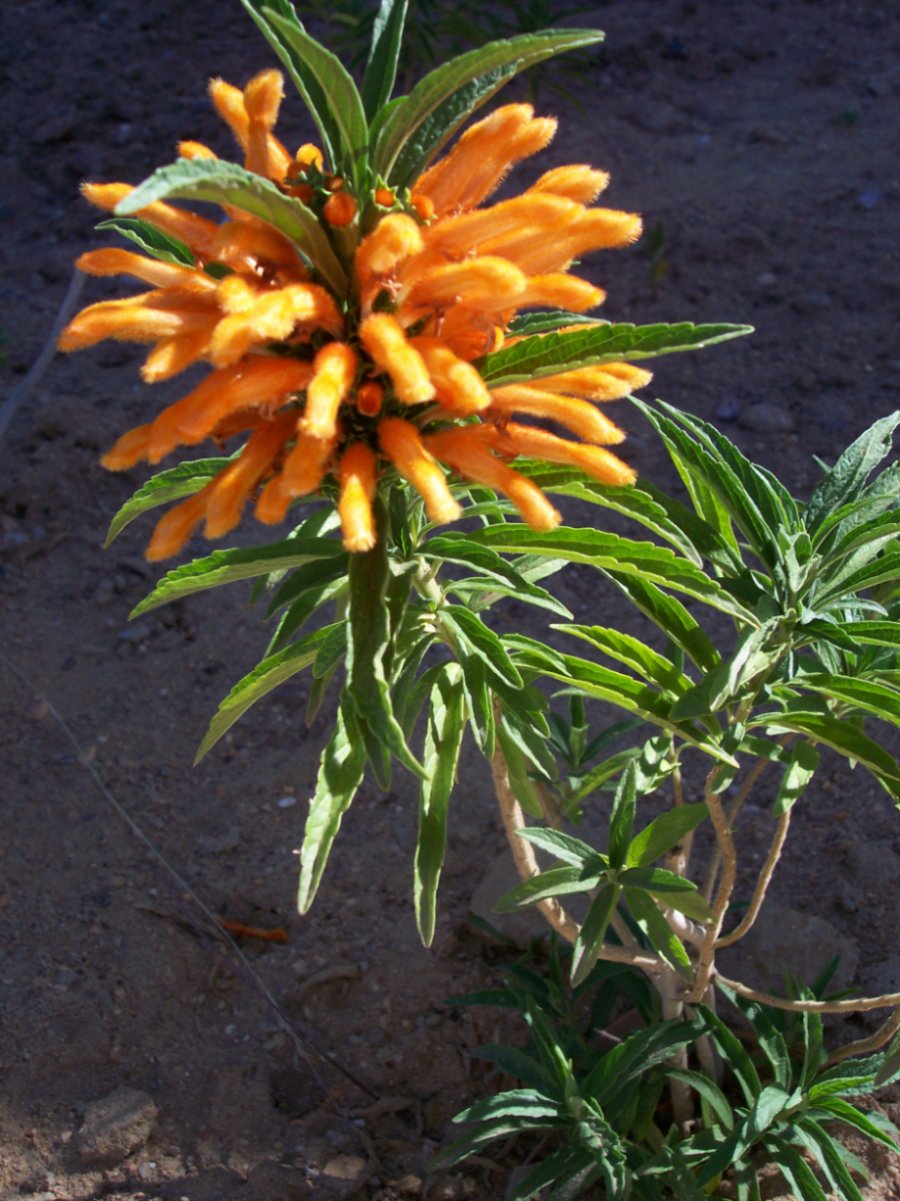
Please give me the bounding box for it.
[297,695,368,913]
[476,322,752,387]
[116,158,348,293]
[195,624,339,762]
[346,516,425,778]
[624,887,692,978]
[414,664,465,946]
[362,0,409,119]
[264,8,369,189]
[805,410,900,534]
[627,802,709,867]
[608,760,637,870]
[105,456,233,546]
[772,741,819,816]
[374,29,606,186]
[571,882,620,985]
[130,537,346,617]
[96,216,195,266]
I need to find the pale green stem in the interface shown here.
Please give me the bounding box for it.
[702,756,771,903]
[690,769,735,1003]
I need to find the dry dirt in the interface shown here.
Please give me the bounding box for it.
[1,1,899,1198]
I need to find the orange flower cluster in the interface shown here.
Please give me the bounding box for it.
[60,69,650,559]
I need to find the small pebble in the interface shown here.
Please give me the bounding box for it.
[277,794,298,809]
[858,188,882,210]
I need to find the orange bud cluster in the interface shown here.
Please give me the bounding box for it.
[61,70,650,558]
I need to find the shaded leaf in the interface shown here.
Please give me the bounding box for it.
[105,456,232,546]
[96,216,194,265]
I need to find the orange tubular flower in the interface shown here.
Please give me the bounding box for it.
[338,443,378,552]
[61,66,649,558]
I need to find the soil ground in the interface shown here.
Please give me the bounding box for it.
[0,1,899,1198]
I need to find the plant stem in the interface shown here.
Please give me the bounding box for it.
[715,975,900,1013]
[490,737,664,973]
[665,752,691,879]
[690,768,735,1002]
[701,756,770,903]
[825,1006,900,1066]
[659,973,693,1131]
[715,809,791,948]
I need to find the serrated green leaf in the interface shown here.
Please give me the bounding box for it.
[195,624,337,761]
[267,575,348,653]
[347,523,425,778]
[415,664,465,946]
[507,311,604,337]
[514,826,597,867]
[665,1068,734,1130]
[751,704,900,794]
[605,570,720,672]
[116,157,347,293]
[805,411,900,534]
[477,322,752,386]
[424,532,572,615]
[361,0,409,119]
[467,525,756,622]
[374,29,605,186]
[835,620,900,649]
[764,1137,829,1201]
[265,550,350,617]
[131,537,345,617]
[627,802,709,867]
[620,867,713,923]
[297,695,367,912]
[797,1121,866,1201]
[815,552,900,607]
[456,650,494,754]
[105,456,233,546]
[443,605,523,689]
[96,216,194,265]
[814,1095,900,1154]
[455,1088,563,1125]
[582,1019,699,1105]
[721,985,792,1089]
[508,635,737,762]
[265,8,369,188]
[697,1086,795,1187]
[557,623,692,695]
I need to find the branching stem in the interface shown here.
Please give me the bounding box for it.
[690,769,735,1001]
[716,809,791,948]
[702,755,770,903]
[716,975,900,1013]
[825,1006,900,1066]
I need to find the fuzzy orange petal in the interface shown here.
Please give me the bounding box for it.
[409,336,491,413]
[492,422,636,486]
[337,443,378,552]
[488,386,625,444]
[359,314,435,405]
[203,413,296,538]
[302,341,358,439]
[378,417,461,524]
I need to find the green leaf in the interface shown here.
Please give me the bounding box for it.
[116,157,348,293]
[721,985,792,1089]
[783,672,900,726]
[627,802,709,867]
[797,1121,866,1201]
[362,0,409,119]
[571,883,620,985]
[813,1096,900,1154]
[605,570,720,672]
[507,311,604,337]
[95,216,194,265]
[620,867,713,923]
[765,1137,829,1201]
[835,620,900,649]
[694,1001,761,1105]
[509,636,737,762]
[494,865,598,912]
[477,322,752,387]
[665,1068,734,1130]
[455,1089,563,1125]
[582,1019,699,1106]
[566,747,642,807]
[471,525,756,622]
[514,826,597,867]
[696,1086,795,1187]
[815,552,900,607]
[495,719,546,820]
[751,705,900,794]
[130,537,345,617]
[195,624,338,762]
[805,411,900,534]
[265,8,369,188]
[297,695,368,912]
[424,532,572,616]
[457,651,494,755]
[415,665,465,946]
[624,888,692,977]
[608,760,637,870]
[346,525,425,778]
[443,605,523,689]
[557,623,692,695]
[105,456,232,546]
[374,29,605,186]
[772,740,819,816]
